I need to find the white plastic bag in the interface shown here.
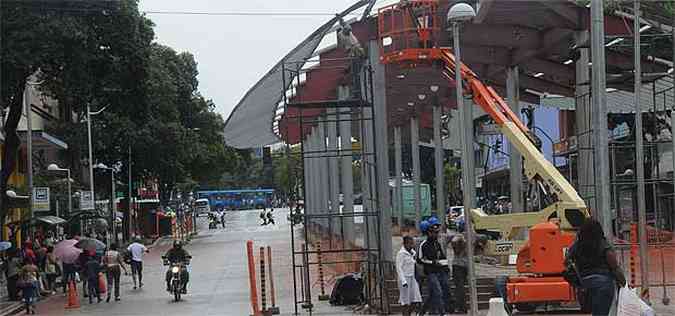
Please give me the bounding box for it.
[617,285,654,316]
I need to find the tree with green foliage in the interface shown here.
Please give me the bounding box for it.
[1,0,241,223]
[1,0,154,224]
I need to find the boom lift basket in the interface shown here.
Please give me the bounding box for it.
[378,0,443,65]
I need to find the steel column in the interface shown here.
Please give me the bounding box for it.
[318,120,329,231]
[362,99,375,249]
[433,105,446,225]
[506,66,523,213]
[574,31,593,211]
[371,42,393,261]
[411,116,422,229]
[394,126,404,229]
[327,108,340,241]
[339,86,355,246]
[302,130,314,228]
[633,0,649,301]
[310,129,319,229]
[591,0,613,236]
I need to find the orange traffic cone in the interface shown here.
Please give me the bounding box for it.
[65,280,80,309]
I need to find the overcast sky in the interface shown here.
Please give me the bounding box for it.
[139,0,365,118]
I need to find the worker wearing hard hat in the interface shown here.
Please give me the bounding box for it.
[418,216,453,315]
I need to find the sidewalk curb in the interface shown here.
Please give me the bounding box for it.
[0,302,22,316]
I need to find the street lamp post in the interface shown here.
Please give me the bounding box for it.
[24,76,44,238]
[47,164,71,219]
[94,163,117,245]
[86,105,107,208]
[448,3,478,315]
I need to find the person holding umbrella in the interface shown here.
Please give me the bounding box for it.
[75,238,106,257]
[53,237,82,295]
[74,236,105,298]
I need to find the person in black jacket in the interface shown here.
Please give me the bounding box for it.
[84,251,102,304]
[566,219,626,315]
[418,219,452,315]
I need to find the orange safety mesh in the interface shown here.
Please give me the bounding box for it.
[615,224,675,289]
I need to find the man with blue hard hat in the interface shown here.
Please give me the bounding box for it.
[417,216,453,315]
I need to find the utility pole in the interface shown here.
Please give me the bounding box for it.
[87,104,95,202]
[128,144,133,241]
[24,84,34,237]
[111,169,117,245]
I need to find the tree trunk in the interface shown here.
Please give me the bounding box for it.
[1,88,26,231]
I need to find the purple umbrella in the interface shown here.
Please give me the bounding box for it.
[54,239,82,264]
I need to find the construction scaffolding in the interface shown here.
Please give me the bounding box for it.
[555,10,675,304]
[280,55,386,315]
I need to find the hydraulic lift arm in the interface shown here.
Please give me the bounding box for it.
[438,49,589,239]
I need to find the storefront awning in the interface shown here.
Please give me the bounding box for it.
[34,216,66,225]
[17,130,68,150]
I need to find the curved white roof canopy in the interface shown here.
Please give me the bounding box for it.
[223,1,375,149]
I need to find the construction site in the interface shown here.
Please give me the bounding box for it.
[222,1,675,315]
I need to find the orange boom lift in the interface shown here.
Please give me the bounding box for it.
[378,0,590,311]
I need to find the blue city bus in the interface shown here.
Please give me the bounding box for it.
[196,189,275,210]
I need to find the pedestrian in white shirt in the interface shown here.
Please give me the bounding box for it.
[396,236,422,315]
[127,236,149,289]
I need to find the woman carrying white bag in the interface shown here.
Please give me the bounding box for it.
[616,285,655,316]
[566,219,627,316]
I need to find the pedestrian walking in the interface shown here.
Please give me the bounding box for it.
[566,218,626,316]
[44,246,58,294]
[84,250,102,304]
[103,243,127,302]
[35,241,48,296]
[20,258,39,314]
[220,212,226,229]
[266,209,275,225]
[127,236,149,289]
[451,234,468,314]
[418,217,452,315]
[396,236,422,316]
[59,235,79,295]
[3,249,22,301]
[260,210,268,226]
[77,249,90,298]
[22,241,36,265]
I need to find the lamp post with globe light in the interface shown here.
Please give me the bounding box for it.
[448,2,478,314]
[94,163,117,245]
[47,164,71,219]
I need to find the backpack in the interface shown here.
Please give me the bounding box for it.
[329,273,364,306]
[122,250,132,264]
[414,238,426,278]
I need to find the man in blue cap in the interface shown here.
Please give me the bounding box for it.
[418,216,452,315]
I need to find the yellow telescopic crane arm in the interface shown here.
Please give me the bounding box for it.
[438,49,588,239]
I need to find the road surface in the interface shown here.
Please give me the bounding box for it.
[35,208,313,316]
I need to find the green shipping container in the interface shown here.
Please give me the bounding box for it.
[390,183,432,223]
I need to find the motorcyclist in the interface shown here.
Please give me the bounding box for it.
[164,240,190,293]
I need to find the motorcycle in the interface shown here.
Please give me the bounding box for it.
[208,215,218,229]
[162,255,192,301]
